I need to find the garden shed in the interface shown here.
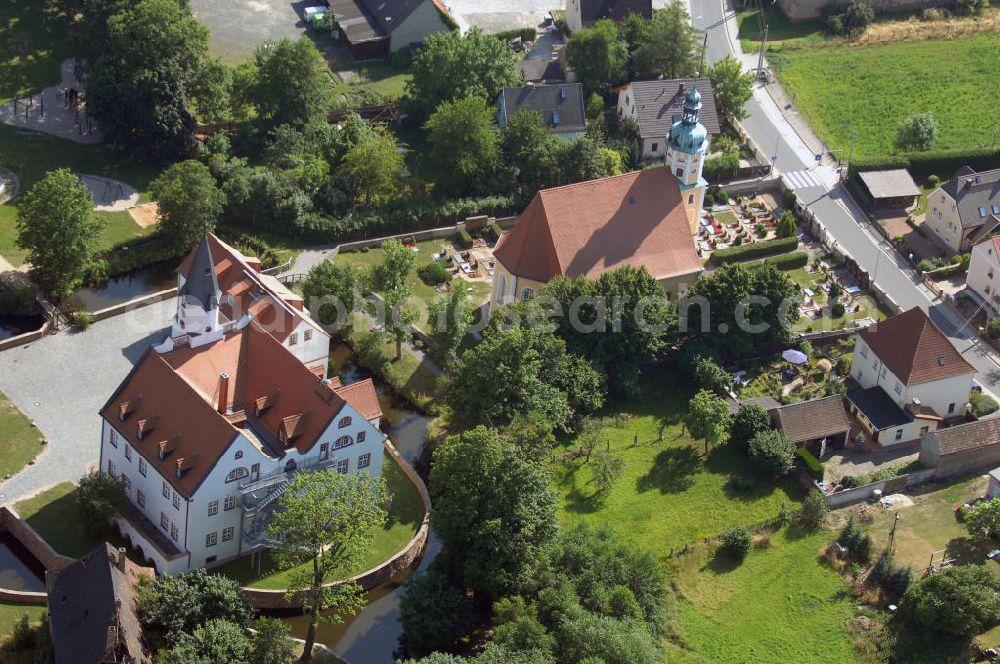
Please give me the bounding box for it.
[920,418,1000,479]
[857,169,921,211]
[771,395,851,456]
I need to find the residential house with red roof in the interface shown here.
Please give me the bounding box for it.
[846,307,976,446]
[99,238,385,575]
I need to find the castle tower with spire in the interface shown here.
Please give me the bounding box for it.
[171,235,223,343]
[666,86,710,234]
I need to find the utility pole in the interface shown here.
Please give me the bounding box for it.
[888,512,900,557]
[699,31,708,76]
[756,24,769,79]
[844,131,857,181]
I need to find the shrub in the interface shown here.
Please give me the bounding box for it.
[955,0,989,15]
[839,515,863,549]
[486,223,502,242]
[840,474,857,488]
[971,392,999,417]
[826,13,845,35]
[715,188,729,204]
[796,447,825,480]
[927,174,940,187]
[719,525,753,561]
[856,534,873,562]
[704,193,716,209]
[832,301,846,318]
[776,211,796,238]
[896,112,939,152]
[0,285,35,317]
[76,470,128,536]
[491,27,538,43]
[72,311,94,329]
[457,229,474,248]
[869,551,892,585]
[917,259,936,273]
[417,261,451,286]
[762,251,809,270]
[844,0,874,33]
[835,355,852,375]
[887,565,913,594]
[783,189,798,209]
[748,430,796,477]
[799,490,828,529]
[704,152,740,181]
[712,236,798,265]
[989,316,1000,340]
[10,613,36,650]
[730,404,773,451]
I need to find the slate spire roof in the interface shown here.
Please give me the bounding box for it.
[178,235,220,311]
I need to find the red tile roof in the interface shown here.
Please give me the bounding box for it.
[102,322,347,497]
[333,379,382,421]
[858,307,975,386]
[929,417,1000,456]
[493,168,701,283]
[177,235,325,343]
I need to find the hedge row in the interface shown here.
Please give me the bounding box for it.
[762,251,809,270]
[796,447,824,480]
[491,27,537,43]
[711,236,798,265]
[93,234,185,279]
[849,146,1000,180]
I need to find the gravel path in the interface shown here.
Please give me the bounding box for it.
[0,300,174,504]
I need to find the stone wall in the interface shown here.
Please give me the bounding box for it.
[825,467,937,509]
[0,505,74,605]
[90,287,178,321]
[243,438,431,609]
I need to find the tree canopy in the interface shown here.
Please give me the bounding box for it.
[150,160,226,253]
[406,29,520,118]
[686,389,732,453]
[250,38,332,127]
[632,2,699,80]
[302,261,365,328]
[709,55,755,126]
[268,470,387,661]
[903,564,1000,638]
[87,0,208,158]
[16,168,105,297]
[340,130,405,208]
[565,20,627,94]
[425,96,500,197]
[446,315,605,432]
[682,263,799,359]
[430,426,559,599]
[747,429,796,477]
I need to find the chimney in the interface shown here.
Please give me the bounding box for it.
[218,372,230,414]
[904,398,921,416]
[116,548,126,572]
[678,82,685,95]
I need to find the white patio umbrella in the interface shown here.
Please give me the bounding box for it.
[782,349,808,365]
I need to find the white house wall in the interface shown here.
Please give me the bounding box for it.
[100,401,385,574]
[967,241,1000,316]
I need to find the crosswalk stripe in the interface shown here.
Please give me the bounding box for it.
[782,169,821,190]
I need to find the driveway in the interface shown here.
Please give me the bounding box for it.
[0,300,174,504]
[190,0,313,63]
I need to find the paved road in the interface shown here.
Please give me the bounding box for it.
[0,300,174,504]
[692,0,1000,391]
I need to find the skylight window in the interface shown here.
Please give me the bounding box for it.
[993,205,1000,215]
[980,207,989,218]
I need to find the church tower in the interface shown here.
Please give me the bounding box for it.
[666,86,710,234]
[172,236,223,342]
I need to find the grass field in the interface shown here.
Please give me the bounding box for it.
[0,601,45,659]
[13,482,140,562]
[737,10,826,52]
[214,454,424,589]
[0,2,162,265]
[551,378,804,554]
[672,527,857,662]
[0,392,43,479]
[770,34,1000,161]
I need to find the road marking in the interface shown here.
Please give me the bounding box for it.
[781,169,822,190]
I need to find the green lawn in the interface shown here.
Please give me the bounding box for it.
[13,482,141,562]
[334,237,493,314]
[551,379,804,553]
[737,9,827,53]
[331,62,412,102]
[0,601,45,659]
[341,327,440,412]
[0,0,74,105]
[770,34,1000,161]
[672,527,858,662]
[214,454,425,589]
[0,392,43,479]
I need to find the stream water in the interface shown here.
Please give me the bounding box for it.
[0,532,45,593]
[279,347,438,663]
[60,261,177,312]
[0,314,44,341]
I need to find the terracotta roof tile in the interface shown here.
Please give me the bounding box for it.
[772,396,851,444]
[858,307,975,385]
[928,417,1000,456]
[333,378,382,421]
[493,168,701,283]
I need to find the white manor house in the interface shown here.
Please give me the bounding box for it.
[98,235,385,575]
